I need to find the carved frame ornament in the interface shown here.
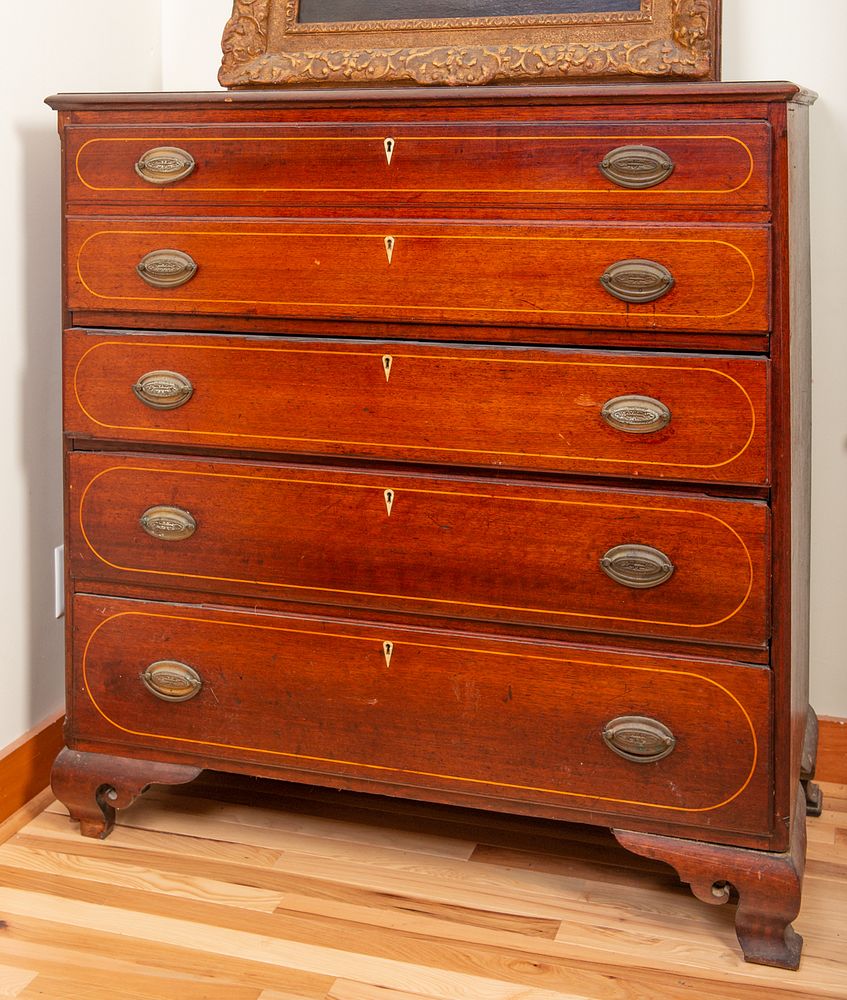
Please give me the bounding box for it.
[219,0,721,88]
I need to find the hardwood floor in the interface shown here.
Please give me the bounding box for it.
[0,774,843,999]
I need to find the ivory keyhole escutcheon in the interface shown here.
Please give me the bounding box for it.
[383,641,394,668]
[382,355,393,382]
[384,137,395,165]
[384,236,395,264]
[384,489,395,516]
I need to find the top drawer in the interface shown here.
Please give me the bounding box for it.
[65,121,772,213]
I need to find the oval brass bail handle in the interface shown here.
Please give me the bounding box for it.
[140,505,197,542]
[133,370,194,411]
[137,249,198,289]
[141,660,203,702]
[599,144,675,190]
[602,716,676,763]
[600,543,674,589]
[135,146,196,186]
[601,394,671,435]
[600,259,674,304]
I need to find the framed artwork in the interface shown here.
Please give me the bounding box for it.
[219,0,721,88]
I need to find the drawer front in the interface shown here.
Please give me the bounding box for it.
[69,454,770,647]
[66,330,769,485]
[66,122,771,211]
[68,220,770,334]
[71,596,772,837]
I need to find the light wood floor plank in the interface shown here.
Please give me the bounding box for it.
[7,832,560,939]
[0,965,36,998]
[28,809,285,868]
[0,916,332,997]
[0,848,838,999]
[0,843,286,912]
[0,888,576,1000]
[2,780,844,999]
[327,982,582,1000]
[46,793,475,863]
[0,937,261,995]
[0,794,55,851]
[15,973,262,1000]
[258,992,336,1000]
[328,984,447,1000]
[821,784,847,801]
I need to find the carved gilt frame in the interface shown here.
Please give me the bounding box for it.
[219,0,721,88]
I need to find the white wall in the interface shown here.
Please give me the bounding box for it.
[161,0,229,91]
[1,1,845,751]
[0,4,162,749]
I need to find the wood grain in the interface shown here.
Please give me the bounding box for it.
[68,453,771,646]
[48,82,815,971]
[65,330,770,485]
[67,219,771,334]
[0,780,843,998]
[64,121,771,212]
[65,595,773,838]
[817,718,847,785]
[45,81,809,112]
[0,714,65,828]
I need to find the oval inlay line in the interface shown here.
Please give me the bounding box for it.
[74,342,758,472]
[77,464,758,632]
[75,229,761,324]
[81,609,762,814]
[75,134,758,196]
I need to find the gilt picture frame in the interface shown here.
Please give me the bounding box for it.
[219,0,721,88]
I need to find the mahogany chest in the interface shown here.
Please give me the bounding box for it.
[47,82,816,969]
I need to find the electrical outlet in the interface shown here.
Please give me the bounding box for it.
[54,545,65,619]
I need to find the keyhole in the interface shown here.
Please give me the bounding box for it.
[384,137,395,165]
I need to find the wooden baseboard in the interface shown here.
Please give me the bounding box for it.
[0,711,64,825]
[818,716,847,785]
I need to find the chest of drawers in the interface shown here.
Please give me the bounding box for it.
[47,82,816,970]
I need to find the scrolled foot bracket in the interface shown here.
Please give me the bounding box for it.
[51,747,202,840]
[613,786,807,970]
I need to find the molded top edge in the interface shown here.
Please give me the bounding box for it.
[45,81,816,112]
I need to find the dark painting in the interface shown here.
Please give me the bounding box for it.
[298,0,642,23]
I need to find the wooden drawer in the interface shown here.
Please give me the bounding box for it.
[71,596,772,838]
[69,453,770,647]
[67,219,770,334]
[65,121,771,212]
[66,329,770,485]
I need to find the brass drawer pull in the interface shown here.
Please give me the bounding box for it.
[135,146,196,186]
[600,259,674,304]
[137,250,198,289]
[601,394,671,434]
[133,370,194,410]
[141,660,203,702]
[140,505,197,541]
[599,145,675,189]
[602,716,676,763]
[600,543,674,589]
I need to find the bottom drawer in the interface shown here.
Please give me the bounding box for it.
[71,596,772,838]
